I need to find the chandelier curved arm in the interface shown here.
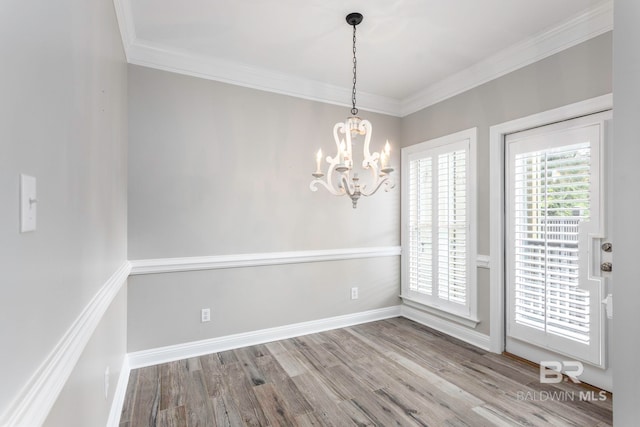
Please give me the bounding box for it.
[310,122,351,195]
[360,120,375,167]
[360,173,395,196]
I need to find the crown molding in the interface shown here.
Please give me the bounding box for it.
[112,0,136,61]
[400,0,613,116]
[127,39,403,117]
[115,0,612,118]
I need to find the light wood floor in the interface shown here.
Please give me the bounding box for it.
[119,318,612,426]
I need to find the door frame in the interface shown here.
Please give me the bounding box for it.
[488,93,612,354]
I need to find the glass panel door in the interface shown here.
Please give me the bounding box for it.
[505,113,608,367]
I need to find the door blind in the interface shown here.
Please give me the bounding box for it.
[513,142,591,344]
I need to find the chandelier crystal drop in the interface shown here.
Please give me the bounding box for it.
[310,12,395,208]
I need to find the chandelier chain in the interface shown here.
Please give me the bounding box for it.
[351,23,358,116]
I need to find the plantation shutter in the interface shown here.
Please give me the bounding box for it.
[512,143,591,343]
[408,157,433,295]
[438,150,468,304]
[406,139,470,314]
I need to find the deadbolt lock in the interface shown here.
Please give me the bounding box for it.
[601,242,612,252]
[600,262,612,272]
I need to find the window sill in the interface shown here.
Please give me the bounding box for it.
[400,295,480,328]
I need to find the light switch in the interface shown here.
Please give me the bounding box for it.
[20,174,37,232]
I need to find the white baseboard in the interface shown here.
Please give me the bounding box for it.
[106,355,131,427]
[128,305,401,369]
[401,303,491,351]
[0,261,131,427]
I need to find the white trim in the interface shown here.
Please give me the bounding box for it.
[400,297,480,328]
[127,39,401,117]
[130,246,401,275]
[0,261,131,427]
[476,254,491,269]
[401,127,478,322]
[106,355,131,427]
[128,306,402,369]
[489,93,613,354]
[400,304,490,351]
[401,1,612,116]
[112,0,136,61]
[116,1,611,117]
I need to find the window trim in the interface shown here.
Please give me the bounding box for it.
[401,127,478,325]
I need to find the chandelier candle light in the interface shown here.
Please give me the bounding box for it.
[310,12,395,208]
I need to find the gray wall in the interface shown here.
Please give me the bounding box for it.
[44,287,127,427]
[0,0,128,424]
[401,32,612,335]
[612,0,640,423]
[127,65,401,351]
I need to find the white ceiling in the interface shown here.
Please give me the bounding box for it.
[114,0,612,116]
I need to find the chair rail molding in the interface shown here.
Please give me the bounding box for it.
[0,261,131,427]
[129,246,402,275]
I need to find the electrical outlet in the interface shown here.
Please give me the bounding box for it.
[201,308,211,322]
[104,366,110,399]
[351,287,359,300]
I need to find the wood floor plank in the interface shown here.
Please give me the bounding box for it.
[336,399,376,426]
[220,361,269,427]
[129,365,161,427]
[317,364,376,401]
[351,322,455,371]
[198,353,225,398]
[156,405,187,427]
[211,395,244,427]
[216,349,239,365]
[119,368,139,425]
[121,318,612,427]
[183,370,215,426]
[294,411,326,426]
[283,335,342,372]
[291,373,349,426]
[366,354,490,425]
[234,346,268,386]
[347,389,425,427]
[269,347,308,377]
[254,383,298,426]
[159,361,187,411]
[322,329,374,361]
[385,351,485,407]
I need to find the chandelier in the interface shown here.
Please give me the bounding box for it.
[310,12,394,208]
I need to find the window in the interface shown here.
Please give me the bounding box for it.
[401,128,477,323]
